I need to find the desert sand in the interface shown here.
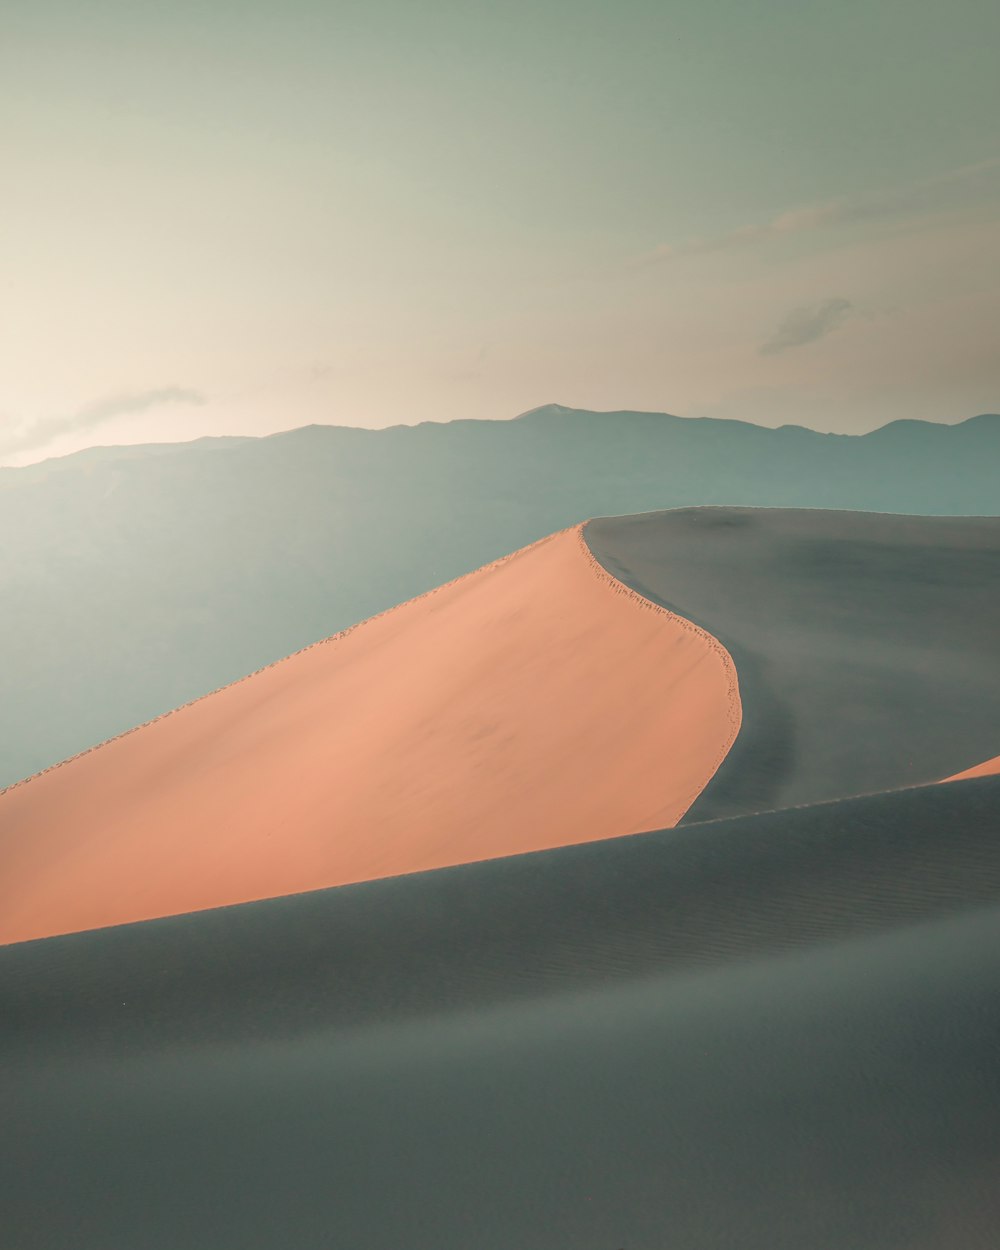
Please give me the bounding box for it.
[0,525,740,945]
[4,774,999,1249]
[587,509,1000,820]
[3,506,999,1247]
[943,752,1000,781]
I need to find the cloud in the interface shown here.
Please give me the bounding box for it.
[640,155,1000,266]
[647,201,862,263]
[760,297,853,355]
[0,387,206,457]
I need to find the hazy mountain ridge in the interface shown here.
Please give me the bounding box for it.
[2,407,998,788]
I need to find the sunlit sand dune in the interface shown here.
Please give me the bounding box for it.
[943,752,1000,781]
[0,525,740,945]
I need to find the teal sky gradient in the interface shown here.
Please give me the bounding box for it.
[2,0,999,462]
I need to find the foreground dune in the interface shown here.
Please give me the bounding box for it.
[586,508,1000,820]
[0,525,740,945]
[3,775,999,1249]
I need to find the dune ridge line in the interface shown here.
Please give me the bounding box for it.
[942,752,1000,782]
[576,522,742,818]
[0,530,565,798]
[2,523,741,805]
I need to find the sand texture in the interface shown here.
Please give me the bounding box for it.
[586,508,1000,820]
[3,775,999,1249]
[0,525,740,944]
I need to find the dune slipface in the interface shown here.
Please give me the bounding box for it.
[0,526,740,945]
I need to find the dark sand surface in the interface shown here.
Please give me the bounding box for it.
[586,509,1000,820]
[3,775,1000,1249]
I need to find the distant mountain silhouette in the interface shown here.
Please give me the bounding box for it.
[1,406,997,788]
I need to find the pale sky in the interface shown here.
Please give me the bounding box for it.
[2,0,999,465]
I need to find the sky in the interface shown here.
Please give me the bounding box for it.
[2,0,999,465]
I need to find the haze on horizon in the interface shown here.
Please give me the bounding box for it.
[2,0,999,467]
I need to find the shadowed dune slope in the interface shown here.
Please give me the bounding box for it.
[3,776,999,1250]
[585,508,1000,821]
[0,525,739,945]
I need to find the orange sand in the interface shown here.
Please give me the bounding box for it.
[0,525,741,945]
[942,753,1000,782]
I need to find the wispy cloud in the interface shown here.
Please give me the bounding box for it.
[640,155,1000,265]
[760,297,853,356]
[0,387,206,457]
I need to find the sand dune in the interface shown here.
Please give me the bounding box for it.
[586,508,1000,820]
[0,525,740,945]
[944,753,1000,781]
[3,505,999,1246]
[3,775,999,1249]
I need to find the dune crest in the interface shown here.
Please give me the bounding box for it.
[586,509,1000,819]
[942,753,1000,782]
[0,525,740,945]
